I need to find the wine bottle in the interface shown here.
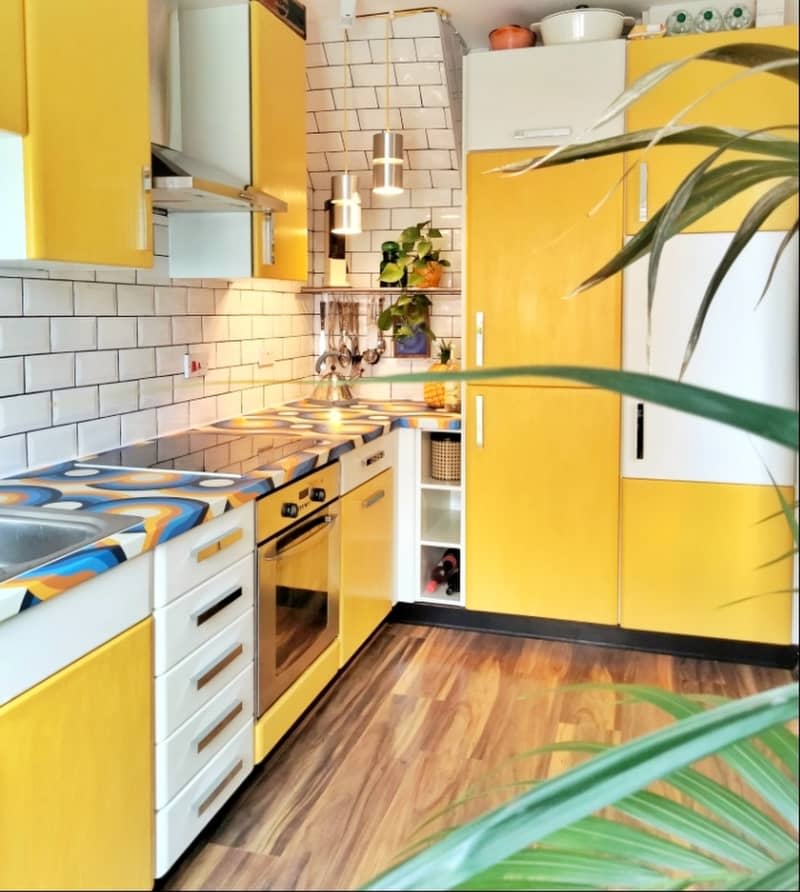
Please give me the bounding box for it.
[426,548,459,593]
[445,569,460,596]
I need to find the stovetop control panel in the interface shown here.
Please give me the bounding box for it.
[257,462,340,542]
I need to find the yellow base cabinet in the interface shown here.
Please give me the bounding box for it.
[620,479,794,644]
[466,386,620,625]
[625,25,798,235]
[251,0,308,282]
[466,150,623,377]
[0,0,26,134]
[0,619,154,891]
[340,469,395,666]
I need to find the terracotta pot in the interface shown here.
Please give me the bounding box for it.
[489,24,535,50]
[418,260,443,288]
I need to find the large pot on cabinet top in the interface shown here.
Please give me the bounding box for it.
[531,7,635,45]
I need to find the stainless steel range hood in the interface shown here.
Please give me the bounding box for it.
[151,144,288,214]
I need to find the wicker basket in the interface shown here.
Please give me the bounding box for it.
[431,434,461,482]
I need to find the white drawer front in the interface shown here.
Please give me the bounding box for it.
[153,502,255,608]
[155,721,253,877]
[155,608,254,742]
[154,553,255,675]
[340,432,395,494]
[155,664,253,810]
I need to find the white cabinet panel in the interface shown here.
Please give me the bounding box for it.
[464,40,625,152]
[622,231,798,485]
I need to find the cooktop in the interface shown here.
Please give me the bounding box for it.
[80,429,325,477]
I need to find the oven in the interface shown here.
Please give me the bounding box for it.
[255,463,340,716]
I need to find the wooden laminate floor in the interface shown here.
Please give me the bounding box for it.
[162,624,793,891]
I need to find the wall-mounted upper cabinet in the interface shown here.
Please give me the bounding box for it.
[0,0,152,269]
[162,0,307,282]
[464,40,626,152]
[0,1,27,135]
[625,25,799,235]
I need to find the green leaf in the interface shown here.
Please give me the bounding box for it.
[755,547,799,569]
[756,219,799,308]
[680,176,799,377]
[401,226,420,242]
[428,228,443,238]
[490,126,799,176]
[727,855,799,891]
[357,365,799,449]
[417,219,431,230]
[718,588,799,608]
[364,684,798,890]
[379,262,405,284]
[402,241,415,253]
[407,272,424,287]
[765,463,798,547]
[377,308,393,331]
[439,259,452,267]
[416,240,433,258]
[571,159,798,297]
[396,253,414,268]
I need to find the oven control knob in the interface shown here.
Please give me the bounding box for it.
[281,502,299,518]
[310,487,326,503]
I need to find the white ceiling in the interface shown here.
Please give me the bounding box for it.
[305,0,648,50]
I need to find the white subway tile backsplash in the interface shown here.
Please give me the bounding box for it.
[0,392,51,436]
[173,373,204,404]
[118,285,154,315]
[75,350,117,386]
[23,280,73,316]
[189,396,218,427]
[139,376,173,409]
[50,317,96,352]
[121,409,157,445]
[392,11,441,38]
[25,353,75,392]
[307,131,345,154]
[0,358,24,397]
[157,402,189,436]
[325,151,369,171]
[308,65,352,90]
[420,84,448,107]
[154,287,188,316]
[357,108,402,130]
[395,62,442,86]
[411,188,452,206]
[78,416,120,456]
[52,386,98,425]
[187,287,215,316]
[216,390,242,420]
[307,89,334,112]
[415,37,444,60]
[95,267,137,285]
[27,425,77,470]
[305,42,327,68]
[314,109,360,132]
[74,282,116,316]
[331,86,378,109]
[119,348,155,381]
[408,149,453,169]
[432,206,462,228]
[137,316,171,347]
[400,106,446,129]
[135,254,171,286]
[368,38,416,62]
[98,316,137,349]
[0,279,22,315]
[172,316,202,345]
[324,40,372,65]
[376,85,422,108]
[155,345,186,377]
[0,318,50,357]
[0,434,27,475]
[431,170,461,189]
[99,381,139,417]
[350,63,396,87]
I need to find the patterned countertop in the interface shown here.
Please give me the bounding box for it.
[0,400,460,623]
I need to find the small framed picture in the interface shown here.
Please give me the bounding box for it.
[393,322,431,358]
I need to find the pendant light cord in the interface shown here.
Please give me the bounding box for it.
[342,28,349,171]
[385,15,391,133]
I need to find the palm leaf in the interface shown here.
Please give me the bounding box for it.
[681,176,799,376]
[364,684,798,891]
[727,855,800,890]
[755,220,799,307]
[358,366,798,449]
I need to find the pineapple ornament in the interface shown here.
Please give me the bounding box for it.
[425,341,460,412]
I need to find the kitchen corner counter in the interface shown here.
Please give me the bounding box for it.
[0,400,459,623]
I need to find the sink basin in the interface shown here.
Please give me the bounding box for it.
[0,506,140,584]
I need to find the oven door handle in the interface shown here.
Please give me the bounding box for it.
[265,513,336,560]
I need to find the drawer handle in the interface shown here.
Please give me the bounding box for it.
[636,402,645,461]
[475,311,484,367]
[362,489,385,510]
[513,126,571,140]
[362,450,385,467]
[639,162,649,223]
[194,643,244,690]
[194,700,244,753]
[192,527,244,564]
[195,758,244,817]
[193,586,244,627]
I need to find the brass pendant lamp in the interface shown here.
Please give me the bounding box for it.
[372,15,404,195]
[331,28,362,234]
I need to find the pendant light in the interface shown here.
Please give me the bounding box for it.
[372,15,404,196]
[331,28,362,235]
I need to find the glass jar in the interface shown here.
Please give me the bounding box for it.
[695,7,723,31]
[724,4,753,28]
[666,9,693,34]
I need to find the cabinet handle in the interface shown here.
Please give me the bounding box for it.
[138,165,152,252]
[475,311,484,367]
[362,450,385,467]
[262,213,275,266]
[192,586,244,627]
[192,527,244,563]
[638,162,649,223]
[635,402,645,461]
[195,758,244,816]
[475,394,484,448]
[194,643,244,690]
[194,701,244,753]
[362,489,385,509]
[513,126,571,141]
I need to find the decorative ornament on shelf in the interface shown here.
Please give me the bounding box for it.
[425,340,461,412]
[378,219,451,288]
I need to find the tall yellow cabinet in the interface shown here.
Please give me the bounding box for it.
[2,0,152,266]
[463,40,627,626]
[0,0,26,134]
[0,620,154,890]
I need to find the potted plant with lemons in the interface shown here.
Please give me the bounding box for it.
[379,220,451,288]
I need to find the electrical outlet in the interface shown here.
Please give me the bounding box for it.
[183,350,209,378]
[258,349,276,368]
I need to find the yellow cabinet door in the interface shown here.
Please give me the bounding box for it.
[0,0,26,134]
[22,0,151,266]
[625,25,798,235]
[466,386,620,624]
[340,469,395,666]
[620,479,794,644]
[466,149,622,380]
[0,619,153,890]
[251,1,308,282]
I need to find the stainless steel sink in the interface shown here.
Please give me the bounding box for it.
[0,506,140,584]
